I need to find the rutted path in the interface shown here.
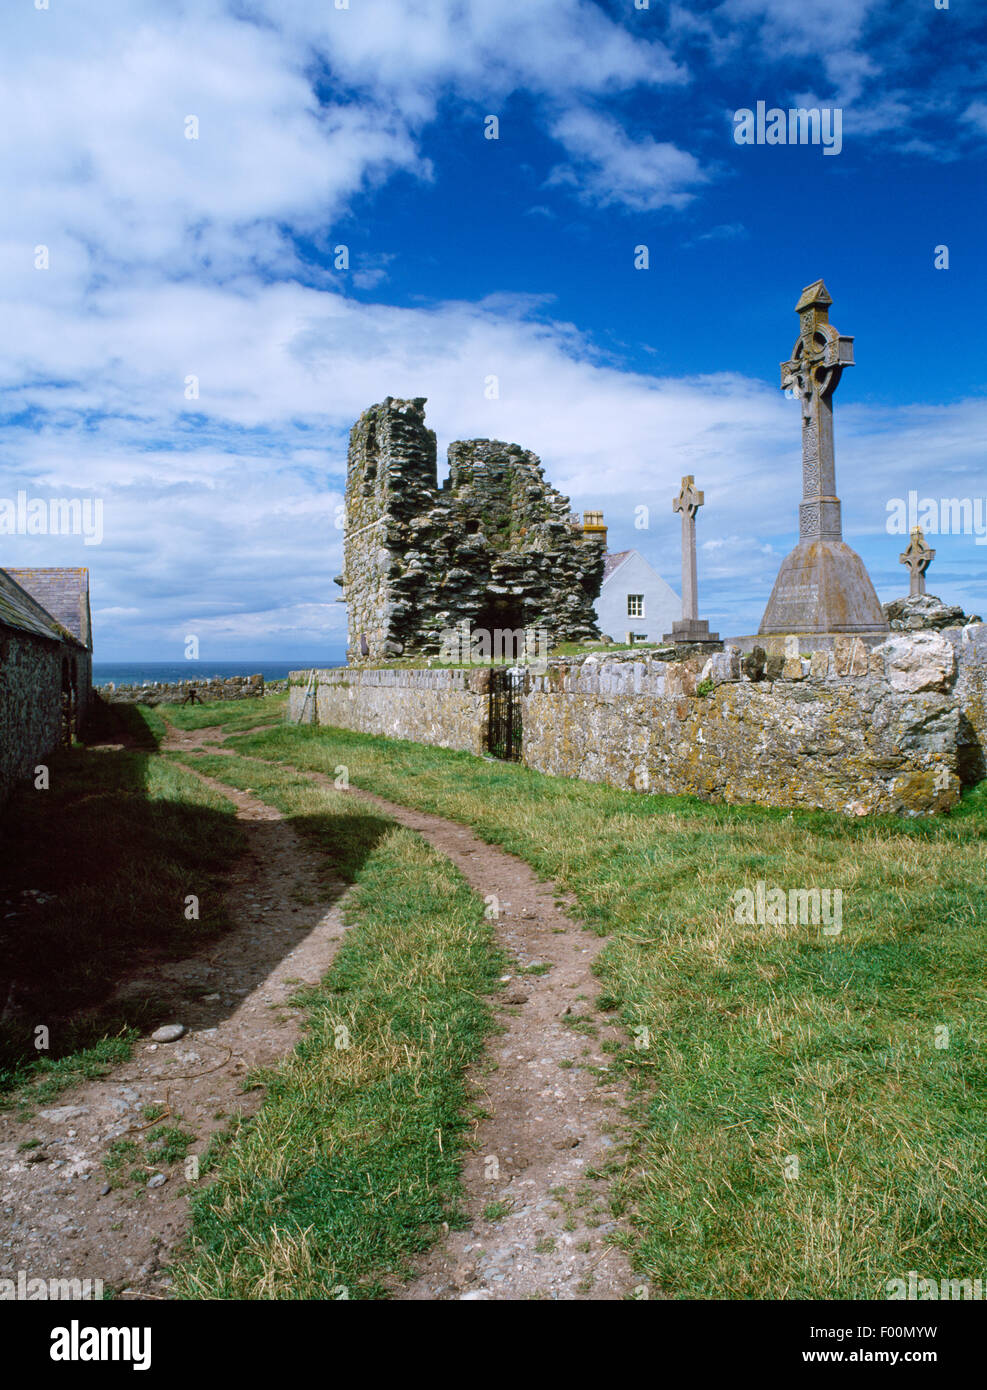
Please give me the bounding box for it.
[0,737,353,1300]
[197,731,640,1301]
[2,722,640,1301]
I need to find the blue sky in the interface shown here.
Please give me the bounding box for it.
[0,0,984,659]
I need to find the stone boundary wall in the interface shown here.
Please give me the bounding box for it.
[523,634,965,816]
[98,674,264,706]
[288,666,488,755]
[288,629,987,815]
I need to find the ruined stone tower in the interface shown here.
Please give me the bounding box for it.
[336,397,605,662]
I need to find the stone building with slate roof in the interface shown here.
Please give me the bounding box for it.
[336,397,606,663]
[0,566,92,801]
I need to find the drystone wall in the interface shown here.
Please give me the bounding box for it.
[523,634,963,816]
[0,630,63,801]
[99,674,264,705]
[289,667,487,755]
[287,629,987,816]
[338,397,605,663]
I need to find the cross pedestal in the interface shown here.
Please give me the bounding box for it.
[663,475,720,645]
[759,280,888,637]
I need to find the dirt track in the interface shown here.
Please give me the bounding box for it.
[0,724,640,1300]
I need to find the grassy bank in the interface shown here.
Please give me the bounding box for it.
[227,722,987,1299]
[168,751,503,1299]
[0,705,244,1101]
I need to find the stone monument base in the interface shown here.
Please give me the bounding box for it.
[759,540,888,636]
[662,617,721,646]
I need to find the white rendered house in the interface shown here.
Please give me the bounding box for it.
[595,549,681,644]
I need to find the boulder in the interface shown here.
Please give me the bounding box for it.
[883,593,980,632]
[876,632,956,693]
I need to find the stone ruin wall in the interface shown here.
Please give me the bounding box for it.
[337,397,605,663]
[288,629,987,816]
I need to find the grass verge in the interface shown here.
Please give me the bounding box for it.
[227,721,987,1299]
[0,704,243,1103]
[169,751,503,1299]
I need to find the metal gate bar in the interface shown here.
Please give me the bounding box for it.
[487,667,523,761]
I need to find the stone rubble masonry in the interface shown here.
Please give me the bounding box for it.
[0,631,72,801]
[945,622,987,785]
[288,627,987,816]
[337,397,605,664]
[883,592,981,632]
[98,674,264,706]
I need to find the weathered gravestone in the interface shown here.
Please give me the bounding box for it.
[759,280,888,637]
[662,474,720,646]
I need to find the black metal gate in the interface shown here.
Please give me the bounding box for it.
[488,667,523,761]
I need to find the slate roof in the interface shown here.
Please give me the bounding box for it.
[602,550,633,582]
[0,568,83,646]
[4,568,91,649]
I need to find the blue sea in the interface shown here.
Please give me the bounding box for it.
[93,660,345,687]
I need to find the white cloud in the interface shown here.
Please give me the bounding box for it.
[3,278,985,651]
[547,109,709,212]
[2,1,984,655]
[961,101,987,135]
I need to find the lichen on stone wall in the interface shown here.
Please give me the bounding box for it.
[288,629,987,817]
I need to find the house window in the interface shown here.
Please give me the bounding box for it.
[627,594,644,618]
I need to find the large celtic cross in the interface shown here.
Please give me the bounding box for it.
[780,279,854,542]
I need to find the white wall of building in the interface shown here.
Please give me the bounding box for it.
[595,550,681,643]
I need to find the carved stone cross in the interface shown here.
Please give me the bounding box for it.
[663,474,719,645]
[780,279,854,543]
[899,526,935,597]
[672,475,704,621]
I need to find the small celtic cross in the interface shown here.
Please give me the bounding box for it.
[672,475,704,520]
[899,526,935,597]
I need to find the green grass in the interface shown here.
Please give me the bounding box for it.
[169,751,503,1300]
[0,704,244,1100]
[161,690,288,735]
[227,721,987,1299]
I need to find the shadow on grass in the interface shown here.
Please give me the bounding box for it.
[0,703,390,1098]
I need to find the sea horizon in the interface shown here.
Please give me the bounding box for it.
[93,659,346,687]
